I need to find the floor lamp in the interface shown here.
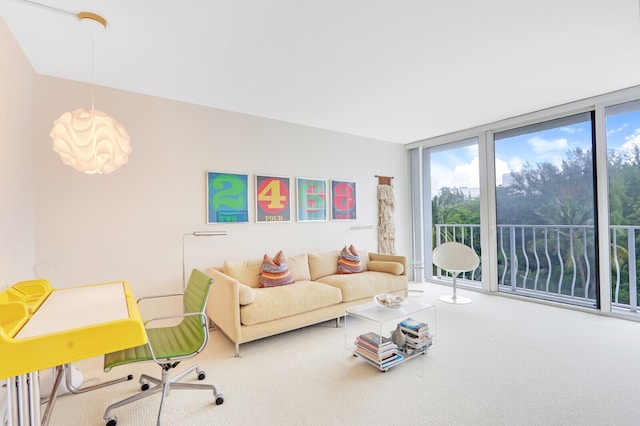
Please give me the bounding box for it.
[182,231,227,292]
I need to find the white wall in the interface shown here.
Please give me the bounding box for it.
[0,18,35,288]
[33,76,409,297]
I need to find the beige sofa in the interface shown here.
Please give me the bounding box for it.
[205,250,407,356]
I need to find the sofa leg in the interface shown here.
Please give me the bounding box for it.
[235,343,240,358]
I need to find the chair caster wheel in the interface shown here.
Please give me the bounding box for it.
[196,368,206,380]
[105,416,118,426]
[141,382,150,391]
[215,395,224,405]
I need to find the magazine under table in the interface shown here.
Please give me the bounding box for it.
[344,297,436,372]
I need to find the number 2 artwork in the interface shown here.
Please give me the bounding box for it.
[206,172,249,223]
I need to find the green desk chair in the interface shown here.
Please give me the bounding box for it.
[102,269,224,426]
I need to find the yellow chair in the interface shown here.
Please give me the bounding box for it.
[102,269,223,426]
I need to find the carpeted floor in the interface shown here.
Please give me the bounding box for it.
[45,283,640,426]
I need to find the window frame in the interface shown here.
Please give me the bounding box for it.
[408,84,640,316]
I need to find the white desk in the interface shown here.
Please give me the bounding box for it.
[16,283,129,339]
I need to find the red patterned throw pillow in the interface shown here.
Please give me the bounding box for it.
[260,250,294,287]
[337,245,362,274]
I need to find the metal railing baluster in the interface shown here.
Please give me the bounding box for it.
[520,227,529,288]
[431,223,640,313]
[628,229,637,313]
[532,227,541,292]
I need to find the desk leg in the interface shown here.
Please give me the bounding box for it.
[7,375,31,426]
[27,372,41,426]
[40,366,63,426]
[5,378,16,426]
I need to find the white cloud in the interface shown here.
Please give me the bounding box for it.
[430,156,479,190]
[528,136,569,153]
[432,153,515,188]
[465,144,479,157]
[607,122,629,136]
[506,156,523,173]
[560,126,582,134]
[623,128,640,142]
[452,156,480,188]
[620,129,640,153]
[495,157,511,185]
[546,154,565,168]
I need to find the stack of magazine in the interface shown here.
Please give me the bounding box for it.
[399,317,433,355]
[355,331,404,369]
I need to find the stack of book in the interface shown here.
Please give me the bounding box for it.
[399,317,433,355]
[355,331,404,369]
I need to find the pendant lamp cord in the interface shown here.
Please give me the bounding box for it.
[90,36,95,111]
[20,0,75,18]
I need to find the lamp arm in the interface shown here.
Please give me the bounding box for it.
[182,231,228,291]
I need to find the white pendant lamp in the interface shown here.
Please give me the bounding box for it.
[49,12,131,175]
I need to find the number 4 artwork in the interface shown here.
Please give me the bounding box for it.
[255,175,291,223]
[206,172,249,223]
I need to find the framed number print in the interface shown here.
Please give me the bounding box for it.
[296,177,327,222]
[255,175,291,223]
[206,172,249,223]
[331,180,356,220]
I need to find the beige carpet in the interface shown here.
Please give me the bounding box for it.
[45,283,640,426]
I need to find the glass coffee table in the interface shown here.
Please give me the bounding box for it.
[345,297,436,371]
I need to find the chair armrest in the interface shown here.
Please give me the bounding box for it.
[137,293,183,304]
[143,311,205,326]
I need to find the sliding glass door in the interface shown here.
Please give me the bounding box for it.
[494,113,598,307]
[605,101,640,313]
[424,138,482,287]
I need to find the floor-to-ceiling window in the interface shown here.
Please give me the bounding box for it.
[410,85,640,317]
[423,138,482,287]
[494,113,598,308]
[605,100,640,313]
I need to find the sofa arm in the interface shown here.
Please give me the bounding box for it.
[205,268,242,346]
[368,253,408,276]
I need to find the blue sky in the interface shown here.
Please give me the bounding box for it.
[429,110,640,197]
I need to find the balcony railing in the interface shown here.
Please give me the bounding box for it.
[434,223,640,313]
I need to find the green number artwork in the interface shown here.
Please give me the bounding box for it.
[207,172,248,223]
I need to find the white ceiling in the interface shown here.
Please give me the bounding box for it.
[2,0,640,144]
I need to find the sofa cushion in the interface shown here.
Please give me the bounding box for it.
[287,253,311,281]
[337,245,362,274]
[240,281,343,326]
[223,258,263,288]
[260,251,294,287]
[238,283,256,305]
[308,251,340,280]
[367,260,404,275]
[316,271,407,302]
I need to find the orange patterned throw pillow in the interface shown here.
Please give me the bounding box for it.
[337,245,362,274]
[260,250,294,287]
